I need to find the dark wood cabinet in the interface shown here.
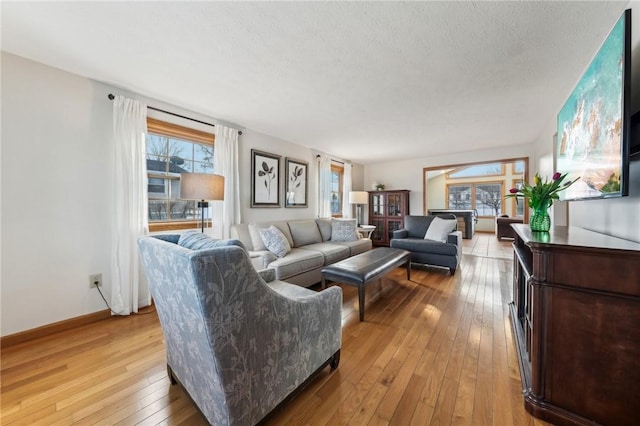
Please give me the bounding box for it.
[510,224,640,426]
[368,190,409,246]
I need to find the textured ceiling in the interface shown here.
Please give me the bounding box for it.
[1,1,628,164]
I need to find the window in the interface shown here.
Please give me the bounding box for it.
[447,163,504,179]
[146,118,215,231]
[447,182,503,216]
[475,183,503,216]
[448,185,472,209]
[330,164,343,216]
[512,179,525,216]
[512,160,526,174]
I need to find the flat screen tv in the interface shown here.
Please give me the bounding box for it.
[556,8,631,200]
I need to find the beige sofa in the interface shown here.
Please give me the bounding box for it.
[231,218,372,287]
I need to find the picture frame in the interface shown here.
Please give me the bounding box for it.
[285,157,308,208]
[251,149,281,207]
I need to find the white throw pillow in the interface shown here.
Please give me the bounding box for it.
[331,218,358,242]
[259,225,291,258]
[424,217,457,242]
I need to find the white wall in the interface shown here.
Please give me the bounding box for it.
[529,2,640,243]
[364,143,534,217]
[236,132,365,223]
[2,53,114,335]
[1,53,364,336]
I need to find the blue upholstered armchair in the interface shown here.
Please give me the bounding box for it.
[138,234,342,426]
[390,214,462,274]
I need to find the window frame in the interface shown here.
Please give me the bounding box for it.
[446,180,504,218]
[146,118,215,232]
[446,163,505,180]
[511,179,525,217]
[330,164,344,218]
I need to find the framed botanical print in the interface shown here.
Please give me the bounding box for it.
[285,157,308,208]
[251,149,280,207]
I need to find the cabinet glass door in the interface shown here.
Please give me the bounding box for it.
[387,219,403,242]
[371,194,385,217]
[370,218,385,243]
[387,193,403,216]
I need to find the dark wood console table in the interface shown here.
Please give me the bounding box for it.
[510,224,640,426]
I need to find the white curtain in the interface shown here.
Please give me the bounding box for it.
[111,95,150,315]
[342,162,353,218]
[318,155,332,217]
[212,124,241,239]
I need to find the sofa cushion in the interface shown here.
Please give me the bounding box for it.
[259,225,292,258]
[248,223,268,251]
[404,215,434,239]
[267,248,325,280]
[390,238,458,256]
[298,243,350,264]
[178,231,247,251]
[315,218,333,242]
[331,218,358,242]
[288,220,323,247]
[331,238,372,256]
[424,217,457,242]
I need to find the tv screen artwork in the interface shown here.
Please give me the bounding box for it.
[557,9,630,200]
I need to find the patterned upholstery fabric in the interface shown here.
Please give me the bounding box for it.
[137,235,342,426]
[177,230,246,251]
[330,218,358,242]
[259,225,292,258]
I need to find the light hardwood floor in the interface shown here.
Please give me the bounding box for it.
[1,234,551,425]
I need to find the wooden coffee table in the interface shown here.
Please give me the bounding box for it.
[320,247,411,321]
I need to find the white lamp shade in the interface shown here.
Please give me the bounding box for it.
[348,191,369,205]
[180,173,225,200]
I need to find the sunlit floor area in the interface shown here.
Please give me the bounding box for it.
[1,233,551,425]
[462,232,514,260]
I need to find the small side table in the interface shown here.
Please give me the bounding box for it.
[356,225,376,239]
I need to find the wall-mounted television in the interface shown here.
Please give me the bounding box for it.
[630,109,640,157]
[556,8,631,201]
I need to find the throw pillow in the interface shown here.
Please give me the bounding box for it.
[424,217,457,243]
[259,225,292,258]
[331,218,358,242]
[178,231,247,251]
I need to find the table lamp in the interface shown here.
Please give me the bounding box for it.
[348,191,369,227]
[180,173,225,232]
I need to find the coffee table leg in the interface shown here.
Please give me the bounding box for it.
[406,260,411,281]
[358,284,365,322]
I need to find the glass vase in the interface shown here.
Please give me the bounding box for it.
[530,206,551,232]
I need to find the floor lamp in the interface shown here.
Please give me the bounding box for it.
[348,191,369,227]
[180,173,225,233]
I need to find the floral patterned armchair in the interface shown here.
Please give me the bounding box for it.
[138,234,342,426]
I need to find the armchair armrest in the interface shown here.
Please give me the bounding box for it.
[392,229,408,239]
[448,230,463,265]
[257,268,276,283]
[248,250,277,270]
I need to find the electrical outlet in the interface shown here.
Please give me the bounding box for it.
[89,273,102,288]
